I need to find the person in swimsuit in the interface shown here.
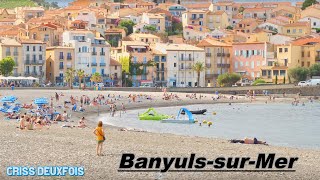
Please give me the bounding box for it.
[93,121,105,156]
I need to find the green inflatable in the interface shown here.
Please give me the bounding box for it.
[139,108,170,120]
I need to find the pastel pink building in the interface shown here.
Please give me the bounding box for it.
[232,42,272,80]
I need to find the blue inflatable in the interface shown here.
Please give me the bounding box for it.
[161,108,195,124]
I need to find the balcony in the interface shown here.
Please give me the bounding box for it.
[156,68,167,72]
[25,60,31,65]
[92,52,97,55]
[59,65,64,69]
[206,64,211,68]
[66,64,72,68]
[100,62,106,66]
[6,51,11,56]
[217,53,230,57]
[179,66,192,70]
[205,73,219,79]
[217,63,231,68]
[91,62,97,66]
[316,56,320,62]
[180,57,194,61]
[206,53,211,57]
[67,56,72,60]
[13,51,19,56]
[100,52,105,56]
[59,56,64,60]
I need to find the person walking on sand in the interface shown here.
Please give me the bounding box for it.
[93,121,105,156]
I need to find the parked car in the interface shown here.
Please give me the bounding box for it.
[306,79,320,86]
[298,81,307,87]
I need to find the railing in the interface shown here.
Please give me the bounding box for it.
[13,52,19,56]
[217,53,230,57]
[25,60,31,65]
[206,64,211,68]
[100,62,106,66]
[59,56,64,60]
[180,58,194,61]
[100,52,105,56]
[92,52,97,55]
[66,65,72,68]
[67,56,72,60]
[217,63,230,68]
[59,66,64,69]
[206,53,211,57]
[179,66,192,70]
[205,73,219,78]
[316,56,320,62]
[156,68,167,72]
[91,62,97,66]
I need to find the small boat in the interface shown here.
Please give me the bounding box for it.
[181,109,207,115]
[139,108,170,120]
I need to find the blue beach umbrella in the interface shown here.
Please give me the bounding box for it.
[1,96,17,103]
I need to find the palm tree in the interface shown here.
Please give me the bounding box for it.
[90,72,102,85]
[192,62,206,87]
[76,69,85,89]
[65,68,76,89]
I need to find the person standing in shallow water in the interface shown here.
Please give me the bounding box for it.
[93,121,105,156]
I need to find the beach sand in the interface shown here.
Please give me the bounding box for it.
[0,89,319,179]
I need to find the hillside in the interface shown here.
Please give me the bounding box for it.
[0,0,37,8]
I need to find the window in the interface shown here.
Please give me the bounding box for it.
[279,48,283,53]
[284,48,288,52]
[33,46,36,51]
[257,61,260,66]
[299,29,302,33]
[251,72,254,78]
[251,61,254,69]
[115,66,117,70]
[314,22,316,26]
[39,55,42,61]
[26,46,29,51]
[199,14,203,18]
[39,46,42,51]
[240,62,243,66]
[174,63,176,67]
[308,51,310,57]
[287,29,290,33]
[234,62,238,69]
[245,61,249,66]
[302,61,304,66]
[302,51,304,57]
[217,6,221,10]
[293,29,296,33]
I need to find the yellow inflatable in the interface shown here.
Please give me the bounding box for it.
[212,112,217,115]
[208,121,213,125]
[203,120,207,124]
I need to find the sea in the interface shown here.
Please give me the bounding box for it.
[102,103,320,149]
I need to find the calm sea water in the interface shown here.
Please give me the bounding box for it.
[101,103,320,149]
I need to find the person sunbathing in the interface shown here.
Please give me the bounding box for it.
[19,115,26,130]
[22,104,33,109]
[7,113,19,119]
[229,137,267,145]
[78,117,86,128]
[55,114,63,121]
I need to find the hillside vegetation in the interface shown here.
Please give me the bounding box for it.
[0,0,37,8]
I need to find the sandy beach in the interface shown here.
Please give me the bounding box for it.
[0,89,319,179]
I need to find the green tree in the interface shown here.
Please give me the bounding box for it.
[0,56,15,76]
[309,63,320,77]
[252,79,266,86]
[302,0,318,10]
[217,73,241,87]
[119,20,135,35]
[90,72,102,84]
[275,75,278,84]
[65,68,75,89]
[238,6,245,13]
[288,67,309,83]
[226,25,233,30]
[192,62,205,87]
[283,76,286,84]
[76,69,85,89]
[144,25,157,32]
